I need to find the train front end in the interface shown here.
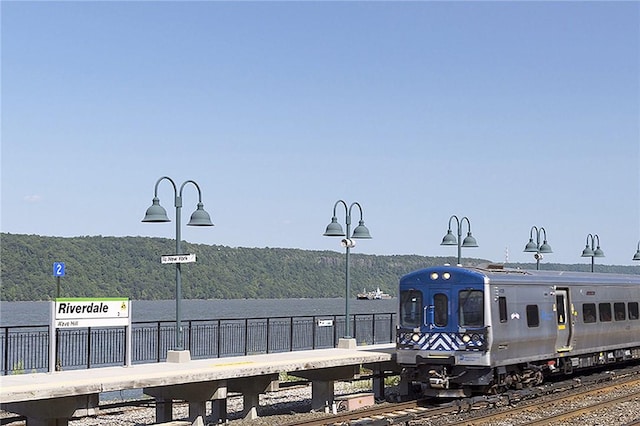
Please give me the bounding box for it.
[396,266,492,397]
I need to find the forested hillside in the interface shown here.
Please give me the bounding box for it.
[1,233,639,301]
[0,233,451,301]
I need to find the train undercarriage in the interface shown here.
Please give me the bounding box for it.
[403,346,640,398]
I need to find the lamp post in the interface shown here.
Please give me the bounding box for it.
[440,215,478,266]
[323,200,372,341]
[523,226,552,270]
[142,176,214,358]
[633,241,640,261]
[581,233,605,272]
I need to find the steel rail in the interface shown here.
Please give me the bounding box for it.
[522,391,640,426]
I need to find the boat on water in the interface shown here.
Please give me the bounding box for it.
[357,287,392,300]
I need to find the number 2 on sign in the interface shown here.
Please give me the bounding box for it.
[53,262,65,277]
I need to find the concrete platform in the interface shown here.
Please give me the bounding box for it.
[1,344,396,425]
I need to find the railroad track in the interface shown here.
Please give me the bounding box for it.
[439,376,640,426]
[280,364,640,426]
[280,400,442,426]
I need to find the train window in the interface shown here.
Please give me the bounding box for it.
[598,303,612,322]
[498,297,508,323]
[629,302,639,320]
[614,303,626,321]
[400,290,423,328]
[526,305,539,327]
[434,293,448,327]
[459,290,483,327]
[556,295,567,325]
[582,303,596,323]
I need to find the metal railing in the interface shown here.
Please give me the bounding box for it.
[1,313,396,375]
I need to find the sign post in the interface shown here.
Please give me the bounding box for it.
[53,262,65,297]
[52,262,65,371]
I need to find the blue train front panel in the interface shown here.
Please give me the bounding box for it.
[396,266,490,368]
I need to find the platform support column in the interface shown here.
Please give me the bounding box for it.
[228,374,279,420]
[242,393,260,420]
[144,380,228,423]
[210,398,227,423]
[398,374,411,398]
[311,380,335,411]
[155,397,173,423]
[372,366,385,400]
[1,394,98,426]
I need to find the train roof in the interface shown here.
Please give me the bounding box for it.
[401,264,640,286]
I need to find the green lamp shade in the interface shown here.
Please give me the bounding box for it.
[352,220,372,239]
[539,241,553,254]
[581,245,595,257]
[187,202,214,226]
[461,232,478,248]
[523,239,538,252]
[323,217,345,237]
[142,198,170,223]
[593,246,605,258]
[441,230,457,246]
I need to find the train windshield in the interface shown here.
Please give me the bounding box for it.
[459,289,484,327]
[400,290,422,328]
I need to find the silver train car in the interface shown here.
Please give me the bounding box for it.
[396,264,640,397]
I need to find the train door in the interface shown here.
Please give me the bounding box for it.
[555,288,572,351]
[425,286,456,335]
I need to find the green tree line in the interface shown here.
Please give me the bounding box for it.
[1,233,638,301]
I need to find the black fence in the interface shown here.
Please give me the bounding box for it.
[1,313,396,375]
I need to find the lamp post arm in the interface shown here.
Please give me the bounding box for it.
[529,226,539,244]
[153,176,177,198]
[348,202,365,219]
[331,200,348,217]
[179,180,205,203]
[586,233,594,249]
[447,215,460,233]
[539,227,549,247]
[330,199,351,235]
[347,201,367,234]
[461,216,472,234]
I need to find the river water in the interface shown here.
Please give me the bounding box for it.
[0,298,397,327]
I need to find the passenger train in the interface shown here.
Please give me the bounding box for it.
[396,264,640,397]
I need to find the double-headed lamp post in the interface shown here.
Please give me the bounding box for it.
[581,233,605,273]
[142,176,214,359]
[633,241,640,262]
[523,226,552,270]
[440,215,478,266]
[323,200,371,341]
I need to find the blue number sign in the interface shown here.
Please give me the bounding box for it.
[53,262,65,277]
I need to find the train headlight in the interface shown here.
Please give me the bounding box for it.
[462,334,471,343]
[411,333,421,342]
[471,334,481,343]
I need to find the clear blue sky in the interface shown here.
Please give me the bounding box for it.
[2,1,639,267]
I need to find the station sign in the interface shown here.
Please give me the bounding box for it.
[317,319,334,327]
[53,262,65,277]
[54,297,130,328]
[161,253,196,264]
